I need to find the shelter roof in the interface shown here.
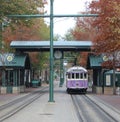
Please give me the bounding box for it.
[87,54,103,69]
[0,53,31,69]
[10,40,92,52]
[105,70,120,74]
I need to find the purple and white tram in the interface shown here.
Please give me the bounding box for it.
[66,66,88,94]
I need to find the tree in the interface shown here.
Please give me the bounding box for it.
[72,0,120,67]
[0,0,44,31]
[0,0,50,74]
[2,18,50,48]
[89,0,120,54]
[30,52,49,69]
[72,15,95,41]
[0,0,44,19]
[70,12,94,66]
[63,29,75,41]
[0,0,46,49]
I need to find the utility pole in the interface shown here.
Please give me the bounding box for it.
[49,0,54,102]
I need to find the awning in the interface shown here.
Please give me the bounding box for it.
[0,53,31,69]
[105,70,120,74]
[87,54,103,69]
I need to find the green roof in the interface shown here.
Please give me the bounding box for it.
[10,40,92,52]
[87,54,103,69]
[105,70,120,74]
[0,53,31,69]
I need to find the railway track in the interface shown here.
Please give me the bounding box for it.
[71,94,120,122]
[0,87,48,122]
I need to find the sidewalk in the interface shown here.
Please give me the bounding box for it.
[0,87,40,106]
[93,94,120,110]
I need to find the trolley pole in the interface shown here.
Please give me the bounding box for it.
[49,0,54,102]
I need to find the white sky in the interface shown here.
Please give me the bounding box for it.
[44,0,93,36]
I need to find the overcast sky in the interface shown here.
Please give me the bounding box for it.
[44,0,92,36]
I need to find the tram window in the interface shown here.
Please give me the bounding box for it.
[84,73,87,78]
[68,73,71,79]
[72,73,74,79]
[76,73,79,79]
[80,73,83,79]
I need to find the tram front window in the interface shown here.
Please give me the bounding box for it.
[72,73,74,79]
[76,73,79,79]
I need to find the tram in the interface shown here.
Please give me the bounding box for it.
[66,66,88,94]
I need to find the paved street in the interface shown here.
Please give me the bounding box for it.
[0,83,120,122]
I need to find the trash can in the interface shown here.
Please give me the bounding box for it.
[32,79,39,87]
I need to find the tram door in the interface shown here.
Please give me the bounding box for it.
[6,70,13,93]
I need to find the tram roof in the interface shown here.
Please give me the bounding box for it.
[67,66,87,73]
[10,40,92,52]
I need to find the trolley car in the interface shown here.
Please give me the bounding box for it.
[66,66,88,94]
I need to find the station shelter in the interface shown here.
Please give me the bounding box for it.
[0,52,31,94]
[87,54,120,95]
[10,40,92,88]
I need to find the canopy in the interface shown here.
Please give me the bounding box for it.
[0,53,31,69]
[10,40,92,52]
